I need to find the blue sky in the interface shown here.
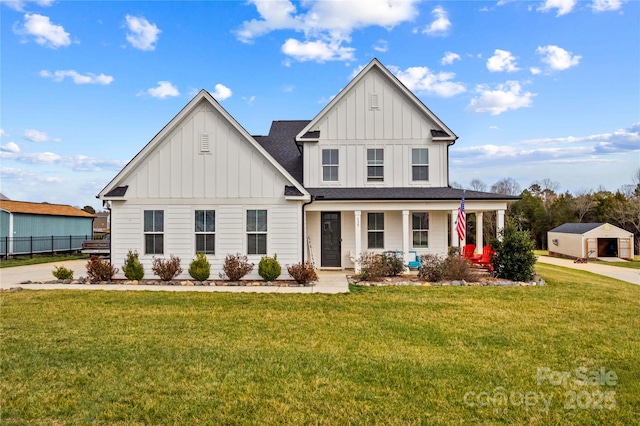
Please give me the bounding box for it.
[1,0,638,210]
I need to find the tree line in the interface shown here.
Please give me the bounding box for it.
[453,168,640,252]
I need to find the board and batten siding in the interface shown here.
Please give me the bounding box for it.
[303,67,450,188]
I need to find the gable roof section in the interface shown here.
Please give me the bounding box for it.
[296,58,457,143]
[99,90,309,200]
[253,120,309,184]
[0,200,94,217]
[550,223,604,234]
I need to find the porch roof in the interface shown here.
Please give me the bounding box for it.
[306,187,519,201]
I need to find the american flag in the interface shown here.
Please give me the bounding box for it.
[456,192,466,241]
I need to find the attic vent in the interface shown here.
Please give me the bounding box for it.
[370,93,379,110]
[200,133,210,153]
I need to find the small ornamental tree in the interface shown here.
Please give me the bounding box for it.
[219,253,254,281]
[151,255,182,281]
[258,254,281,282]
[491,220,537,282]
[189,253,211,281]
[122,250,144,280]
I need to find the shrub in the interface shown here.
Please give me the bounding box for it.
[52,265,73,280]
[443,255,480,282]
[381,252,405,277]
[151,255,182,281]
[122,250,144,280]
[418,254,446,282]
[219,253,254,281]
[491,221,537,282]
[188,253,211,281]
[86,256,118,283]
[356,251,404,281]
[258,254,281,282]
[287,261,318,284]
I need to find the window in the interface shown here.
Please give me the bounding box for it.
[367,212,384,249]
[247,210,267,255]
[195,210,215,254]
[367,149,384,182]
[322,149,339,182]
[144,210,164,254]
[412,212,429,248]
[412,148,429,181]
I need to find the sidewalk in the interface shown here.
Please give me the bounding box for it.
[536,256,640,285]
[0,261,350,294]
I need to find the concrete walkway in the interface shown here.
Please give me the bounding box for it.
[536,255,640,285]
[0,260,350,293]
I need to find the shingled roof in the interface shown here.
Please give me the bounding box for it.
[550,223,604,234]
[0,200,94,217]
[253,120,308,183]
[306,187,519,201]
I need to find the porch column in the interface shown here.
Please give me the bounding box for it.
[475,212,484,252]
[497,209,505,241]
[450,209,459,247]
[354,210,362,273]
[402,210,410,262]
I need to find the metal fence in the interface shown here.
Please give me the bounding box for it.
[1,235,90,258]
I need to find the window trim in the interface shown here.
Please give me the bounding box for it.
[321,148,339,182]
[367,212,385,249]
[246,209,268,255]
[367,148,384,182]
[411,148,429,182]
[412,212,429,248]
[144,209,164,255]
[195,209,215,255]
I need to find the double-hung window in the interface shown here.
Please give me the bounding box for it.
[367,212,384,249]
[412,212,429,248]
[322,149,339,182]
[195,210,215,254]
[144,210,164,254]
[412,148,429,181]
[247,210,267,255]
[367,148,384,182]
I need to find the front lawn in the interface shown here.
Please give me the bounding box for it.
[1,264,638,424]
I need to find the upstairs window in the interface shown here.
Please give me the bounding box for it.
[412,148,429,181]
[322,149,339,182]
[144,210,164,255]
[247,210,267,255]
[195,210,215,254]
[367,212,384,249]
[367,149,384,182]
[412,212,429,248]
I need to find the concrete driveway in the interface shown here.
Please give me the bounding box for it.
[536,256,640,285]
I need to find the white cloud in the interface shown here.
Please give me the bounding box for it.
[423,6,450,36]
[2,0,54,12]
[125,15,161,51]
[236,0,419,62]
[391,66,466,98]
[16,13,70,48]
[23,129,52,142]
[1,142,20,153]
[530,67,542,75]
[373,39,388,53]
[523,123,640,154]
[441,52,461,65]
[468,81,535,115]
[281,37,355,62]
[1,149,126,171]
[536,45,581,71]
[591,0,623,12]
[40,70,114,85]
[0,129,7,137]
[537,0,577,16]
[486,49,520,72]
[211,83,232,101]
[140,81,179,99]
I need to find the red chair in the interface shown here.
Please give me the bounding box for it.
[471,245,494,271]
[462,244,476,260]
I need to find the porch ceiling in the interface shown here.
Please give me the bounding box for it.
[306,187,518,201]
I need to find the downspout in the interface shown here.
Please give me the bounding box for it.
[102,199,112,262]
[301,196,315,263]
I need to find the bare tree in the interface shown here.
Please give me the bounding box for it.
[573,190,595,222]
[490,178,521,196]
[450,181,463,189]
[469,178,487,192]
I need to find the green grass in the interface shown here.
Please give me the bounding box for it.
[0,253,89,268]
[535,250,640,269]
[1,266,639,425]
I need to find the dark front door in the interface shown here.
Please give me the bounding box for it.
[321,212,341,267]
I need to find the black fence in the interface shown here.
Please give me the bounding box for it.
[1,235,90,259]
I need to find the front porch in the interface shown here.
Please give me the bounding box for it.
[304,200,507,272]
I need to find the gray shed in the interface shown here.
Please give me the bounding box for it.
[548,223,634,261]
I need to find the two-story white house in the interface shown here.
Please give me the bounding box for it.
[99,59,516,279]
